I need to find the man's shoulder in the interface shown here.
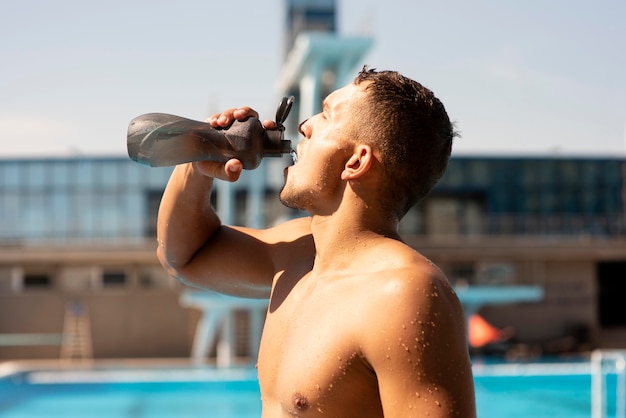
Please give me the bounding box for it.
[365,239,448,292]
[366,261,454,311]
[357,244,467,360]
[358,241,461,322]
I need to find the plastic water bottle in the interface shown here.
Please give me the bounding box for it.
[127,96,294,169]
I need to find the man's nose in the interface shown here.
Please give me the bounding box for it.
[298,118,310,137]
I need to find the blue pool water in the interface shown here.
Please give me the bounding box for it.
[0,361,618,417]
[0,380,261,418]
[0,368,262,418]
[476,374,592,417]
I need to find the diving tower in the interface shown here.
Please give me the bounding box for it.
[276,32,373,132]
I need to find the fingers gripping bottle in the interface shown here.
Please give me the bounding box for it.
[127,96,295,169]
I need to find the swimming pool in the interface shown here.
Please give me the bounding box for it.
[0,365,261,418]
[0,360,617,417]
[474,361,594,418]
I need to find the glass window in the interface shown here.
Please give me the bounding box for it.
[0,192,20,239]
[234,189,248,227]
[445,263,476,286]
[559,161,579,187]
[524,190,540,213]
[490,188,507,213]
[102,270,127,287]
[560,189,578,212]
[538,161,556,186]
[441,161,464,187]
[23,274,52,289]
[1,161,21,189]
[581,161,598,186]
[582,189,598,213]
[468,161,489,186]
[74,191,95,238]
[98,160,121,188]
[116,193,142,238]
[22,191,48,240]
[26,162,48,189]
[539,187,557,212]
[604,186,621,213]
[125,162,144,188]
[463,198,485,236]
[603,160,622,184]
[146,167,174,189]
[424,197,461,236]
[51,161,70,188]
[476,263,517,285]
[399,205,423,235]
[521,161,540,187]
[145,190,163,237]
[75,160,95,189]
[95,191,120,238]
[489,160,511,187]
[50,192,69,238]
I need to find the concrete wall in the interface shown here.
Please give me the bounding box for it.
[0,289,195,360]
[2,236,626,360]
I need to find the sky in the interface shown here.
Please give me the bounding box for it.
[1,0,625,158]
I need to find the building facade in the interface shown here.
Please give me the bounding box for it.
[1,155,625,360]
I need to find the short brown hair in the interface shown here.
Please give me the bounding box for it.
[354,66,456,218]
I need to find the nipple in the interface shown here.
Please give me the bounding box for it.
[292,392,309,411]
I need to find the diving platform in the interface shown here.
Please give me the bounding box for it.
[182,285,543,367]
[180,291,268,367]
[455,285,544,318]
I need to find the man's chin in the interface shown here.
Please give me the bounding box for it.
[278,189,305,212]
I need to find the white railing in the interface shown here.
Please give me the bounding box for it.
[592,350,626,418]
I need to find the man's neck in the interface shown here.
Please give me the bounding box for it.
[308,204,401,274]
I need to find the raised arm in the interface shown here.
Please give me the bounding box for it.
[156,107,314,298]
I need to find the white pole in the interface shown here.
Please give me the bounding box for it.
[617,356,626,418]
[591,350,606,418]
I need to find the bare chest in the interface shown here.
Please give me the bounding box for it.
[257,276,382,416]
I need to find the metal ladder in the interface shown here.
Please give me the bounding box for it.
[60,302,93,360]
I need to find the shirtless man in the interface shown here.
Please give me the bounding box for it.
[157,67,476,417]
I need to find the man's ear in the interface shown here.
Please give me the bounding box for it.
[341,144,373,181]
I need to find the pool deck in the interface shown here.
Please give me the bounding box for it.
[0,358,258,382]
[0,355,596,384]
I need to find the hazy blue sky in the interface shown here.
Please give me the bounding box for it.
[1,0,625,157]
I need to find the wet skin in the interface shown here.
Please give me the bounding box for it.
[256,228,473,417]
[157,82,476,417]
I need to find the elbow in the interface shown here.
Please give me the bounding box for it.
[156,243,185,282]
[156,243,211,292]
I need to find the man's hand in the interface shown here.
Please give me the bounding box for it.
[193,107,278,182]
